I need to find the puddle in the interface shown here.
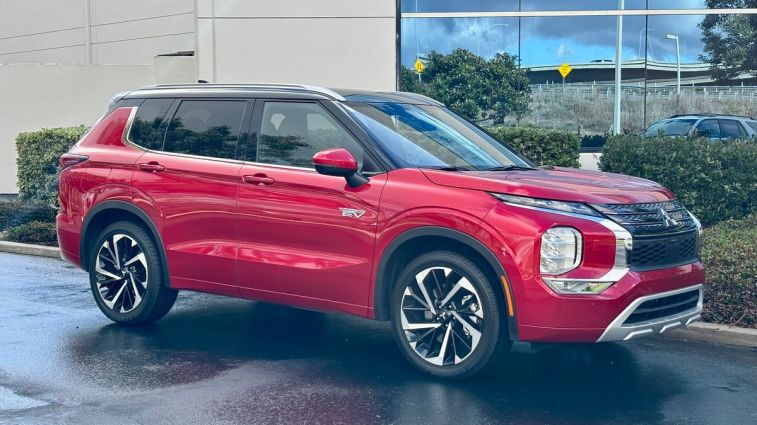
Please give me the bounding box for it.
[0,387,48,411]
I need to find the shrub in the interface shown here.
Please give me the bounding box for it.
[700,215,757,328]
[488,126,580,167]
[0,200,57,231]
[600,135,757,225]
[16,126,87,205]
[5,221,58,246]
[580,134,607,153]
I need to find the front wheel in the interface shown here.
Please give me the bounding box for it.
[89,221,177,324]
[390,251,511,379]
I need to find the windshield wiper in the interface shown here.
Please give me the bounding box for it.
[420,166,472,172]
[480,165,537,172]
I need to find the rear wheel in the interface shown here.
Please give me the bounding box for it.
[89,221,177,324]
[390,251,510,379]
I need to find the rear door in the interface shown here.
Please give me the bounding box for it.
[719,119,747,139]
[129,98,252,294]
[235,99,386,315]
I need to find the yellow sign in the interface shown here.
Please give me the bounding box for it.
[414,58,425,74]
[558,63,572,79]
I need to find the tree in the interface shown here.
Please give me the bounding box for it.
[700,0,757,80]
[399,49,530,125]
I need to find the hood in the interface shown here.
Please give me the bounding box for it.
[421,167,674,204]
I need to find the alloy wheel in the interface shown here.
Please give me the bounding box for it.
[400,266,485,366]
[94,233,149,313]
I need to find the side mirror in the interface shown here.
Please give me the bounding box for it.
[312,148,369,188]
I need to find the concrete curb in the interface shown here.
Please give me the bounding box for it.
[661,322,757,349]
[0,241,755,348]
[0,240,60,259]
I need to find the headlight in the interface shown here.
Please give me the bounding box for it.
[491,193,601,217]
[540,227,582,275]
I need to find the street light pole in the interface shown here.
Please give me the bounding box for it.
[666,34,681,115]
[613,0,624,135]
[477,23,510,57]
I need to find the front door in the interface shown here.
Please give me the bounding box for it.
[236,100,386,316]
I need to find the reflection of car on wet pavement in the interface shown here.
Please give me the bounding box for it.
[643,114,757,139]
[0,252,755,424]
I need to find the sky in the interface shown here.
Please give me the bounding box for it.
[400,0,713,67]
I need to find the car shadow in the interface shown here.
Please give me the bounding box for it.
[65,296,684,423]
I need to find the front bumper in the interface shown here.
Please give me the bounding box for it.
[596,284,703,342]
[514,261,705,342]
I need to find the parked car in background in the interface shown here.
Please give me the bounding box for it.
[643,114,757,139]
[58,84,705,379]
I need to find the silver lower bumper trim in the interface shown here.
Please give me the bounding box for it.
[597,284,703,342]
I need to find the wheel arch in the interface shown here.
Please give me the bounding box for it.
[80,200,170,288]
[374,226,518,340]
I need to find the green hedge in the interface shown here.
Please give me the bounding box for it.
[0,200,57,231]
[701,215,757,328]
[488,126,580,167]
[5,221,58,246]
[600,135,757,225]
[16,126,87,205]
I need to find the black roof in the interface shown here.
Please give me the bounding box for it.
[123,84,443,106]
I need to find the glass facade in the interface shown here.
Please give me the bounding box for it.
[400,1,757,136]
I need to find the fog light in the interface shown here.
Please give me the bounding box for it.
[543,279,613,295]
[540,227,582,275]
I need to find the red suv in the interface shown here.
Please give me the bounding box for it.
[57,84,705,378]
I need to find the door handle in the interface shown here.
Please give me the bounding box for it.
[138,162,165,172]
[242,173,274,185]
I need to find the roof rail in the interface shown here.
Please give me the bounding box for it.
[669,113,755,120]
[138,83,346,101]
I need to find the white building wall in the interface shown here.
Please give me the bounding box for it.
[0,0,399,193]
[0,0,195,65]
[0,64,157,194]
[196,0,397,90]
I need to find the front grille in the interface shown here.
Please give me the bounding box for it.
[592,199,700,270]
[629,231,699,269]
[623,289,700,325]
[592,200,698,236]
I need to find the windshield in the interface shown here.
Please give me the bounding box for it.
[344,102,532,171]
[644,119,697,137]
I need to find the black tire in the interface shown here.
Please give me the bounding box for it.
[390,251,511,379]
[88,221,177,324]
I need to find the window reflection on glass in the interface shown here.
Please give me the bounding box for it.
[399,4,757,138]
[257,102,366,170]
[521,0,647,11]
[401,17,518,67]
[163,100,245,160]
[400,0,518,13]
[128,98,173,150]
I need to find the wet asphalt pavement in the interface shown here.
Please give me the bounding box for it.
[0,252,755,425]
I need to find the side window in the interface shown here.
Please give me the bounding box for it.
[163,100,246,160]
[257,102,370,170]
[695,119,721,139]
[719,120,745,139]
[128,98,173,150]
[747,121,757,134]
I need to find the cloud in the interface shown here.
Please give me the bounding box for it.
[401,12,708,66]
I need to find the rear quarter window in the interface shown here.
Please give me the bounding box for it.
[128,98,173,150]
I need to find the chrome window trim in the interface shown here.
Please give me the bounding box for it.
[597,284,703,342]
